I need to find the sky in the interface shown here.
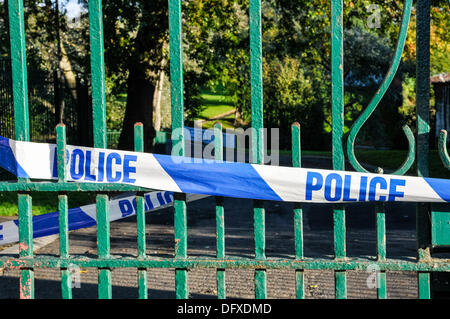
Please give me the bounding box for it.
[65,0,83,19]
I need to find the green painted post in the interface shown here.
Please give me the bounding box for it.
[373,168,387,299]
[418,272,431,299]
[292,123,304,299]
[331,0,347,299]
[8,0,29,141]
[134,123,148,299]
[416,0,431,299]
[169,0,188,299]
[173,194,188,299]
[59,195,71,299]
[96,194,112,299]
[250,0,264,165]
[57,124,72,299]
[18,194,34,299]
[89,0,107,147]
[331,0,344,172]
[89,0,111,299]
[375,202,387,299]
[250,0,266,299]
[9,0,34,299]
[214,123,226,299]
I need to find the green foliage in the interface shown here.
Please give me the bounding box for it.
[399,75,417,129]
[0,0,448,152]
[183,0,251,118]
[263,56,319,148]
[105,77,126,131]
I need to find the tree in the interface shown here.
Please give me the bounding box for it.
[101,0,251,151]
[100,1,167,151]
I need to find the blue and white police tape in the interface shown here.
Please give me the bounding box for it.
[185,126,236,149]
[0,135,450,204]
[0,190,206,245]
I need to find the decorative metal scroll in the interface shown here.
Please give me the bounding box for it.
[346,0,414,175]
[439,130,450,170]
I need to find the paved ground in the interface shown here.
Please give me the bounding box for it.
[0,156,426,299]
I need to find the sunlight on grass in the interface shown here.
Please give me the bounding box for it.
[0,192,97,217]
[197,88,236,121]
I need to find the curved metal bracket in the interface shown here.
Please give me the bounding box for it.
[346,0,415,175]
[438,130,450,170]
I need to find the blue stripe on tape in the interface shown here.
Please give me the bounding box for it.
[164,191,173,203]
[153,154,282,201]
[13,207,97,239]
[3,191,179,244]
[185,127,235,148]
[145,194,154,210]
[424,177,450,202]
[0,136,29,178]
[156,192,165,205]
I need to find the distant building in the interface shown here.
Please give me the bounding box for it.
[431,73,450,138]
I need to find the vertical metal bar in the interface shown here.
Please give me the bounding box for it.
[18,194,34,299]
[169,0,188,299]
[214,123,226,299]
[418,272,431,299]
[331,0,347,299]
[250,0,266,299]
[96,194,112,299]
[57,124,72,299]
[250,0,264,165]
[331,0,344,171]
[8,0,29,141]
[416,0,431,299]
[59,195,72,299]
[9,0,34,299]
[291,123,304,299]
[89,0,111,299]
[89,0,107,147]
[376,202,387,299]
[134,123,148,299]
[174,194,188,299]
[373,168,387,299]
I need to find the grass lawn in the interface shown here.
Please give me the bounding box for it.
[0,191,97,217]
[196,88,236,129]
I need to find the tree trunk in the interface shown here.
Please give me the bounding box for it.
[59,42,78,102]
[152,70,165,132]
[118,66,156,152]
[116,1,168,152]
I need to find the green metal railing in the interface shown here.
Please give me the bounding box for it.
[0,0,449,299]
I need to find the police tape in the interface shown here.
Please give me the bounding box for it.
[0,135,449,205]
[0,190,206,245]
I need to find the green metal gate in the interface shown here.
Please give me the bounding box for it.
[0,0,449,299]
